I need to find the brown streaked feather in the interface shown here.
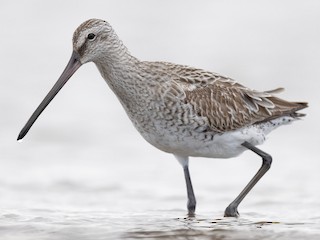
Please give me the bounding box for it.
[177,77,307,133]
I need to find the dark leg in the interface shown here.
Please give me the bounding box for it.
[224,141,272,217]
[183,164,196,215]
[175,155,196,216]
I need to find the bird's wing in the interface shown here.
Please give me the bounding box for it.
[169,67,306,133]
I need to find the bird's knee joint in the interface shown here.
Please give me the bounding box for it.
[263,154,272,169]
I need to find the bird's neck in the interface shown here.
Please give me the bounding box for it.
[94,48,143,112]
[94,48,139,87]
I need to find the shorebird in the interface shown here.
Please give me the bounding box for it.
[18,19,307,217]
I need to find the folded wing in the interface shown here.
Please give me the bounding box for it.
[176,75,307,133]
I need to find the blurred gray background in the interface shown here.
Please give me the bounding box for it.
[0,0,319,239]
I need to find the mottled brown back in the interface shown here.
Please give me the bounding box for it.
[183,79,307,133]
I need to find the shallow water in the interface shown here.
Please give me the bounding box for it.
[1,148,320,240]
[1,209,320,240]
[1,0,320,239]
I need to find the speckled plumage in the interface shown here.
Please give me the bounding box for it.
[18,19,308,217]
[70,19,307,158]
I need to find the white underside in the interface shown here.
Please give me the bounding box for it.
[142,116,296,159]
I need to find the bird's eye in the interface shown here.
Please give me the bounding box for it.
[87,33,96,40]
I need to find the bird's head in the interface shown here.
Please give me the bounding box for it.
[72,19,117,64]
[17,19,117,140]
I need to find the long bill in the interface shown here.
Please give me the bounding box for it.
[17,51,82,140]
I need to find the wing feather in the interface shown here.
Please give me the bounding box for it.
[174,73,306,132]
[145,62,307,133]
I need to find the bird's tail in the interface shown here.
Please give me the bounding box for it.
[289,102,308,119]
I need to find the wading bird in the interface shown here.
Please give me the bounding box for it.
[18,19,307,217]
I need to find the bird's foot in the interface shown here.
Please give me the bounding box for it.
[224,204,240,217]
[187,198,196,217]
[187,211,196,218]
[187,205,196,217]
